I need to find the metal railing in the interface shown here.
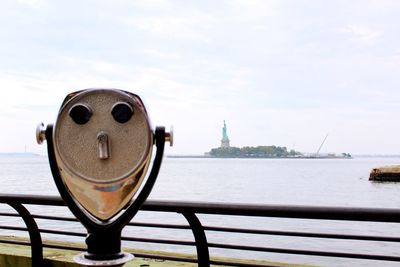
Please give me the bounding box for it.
[1,194,400,267]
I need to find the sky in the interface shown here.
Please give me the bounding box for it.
[1,0,400,155]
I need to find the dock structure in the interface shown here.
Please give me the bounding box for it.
[370,165,400,181]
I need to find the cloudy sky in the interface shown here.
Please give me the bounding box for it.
[1,0,400,155]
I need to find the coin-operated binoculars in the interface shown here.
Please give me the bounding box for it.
[36,89,172,266]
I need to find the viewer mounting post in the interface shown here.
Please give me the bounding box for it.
[36,89,173,266]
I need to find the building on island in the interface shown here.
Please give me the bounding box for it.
[221,120,230,148]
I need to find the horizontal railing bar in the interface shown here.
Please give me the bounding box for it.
[133,252,199,264]
[39,231,192,248]
[143,201,400,223]
[39,231,197,247]
[209,259,279,267]
[127,221,191,230]
[43,243,84,252]
[0,212,20,217]
[39,229,86,237]
[32,214,78,222]
[122,236,196,246]
[3,215,400,244]
[0,226,28,232]
[0,226,86,238]
[0,239,31,246]
[4,222,399,248]
[208,242,400,262]
[2,194,400,223]
[0,194,65,206]
[33,216,191,231]
[203,225,400,242]
[0,212,78,223]
[3,212,192,231]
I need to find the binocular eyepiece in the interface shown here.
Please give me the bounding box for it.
[37,89,172,266]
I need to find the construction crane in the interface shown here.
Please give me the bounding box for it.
[316,134,329,156]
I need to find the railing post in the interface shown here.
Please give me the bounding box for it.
[182,212,210,267]
[8,202,44,267]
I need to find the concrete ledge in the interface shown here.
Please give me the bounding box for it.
[0,236,314,267]
[0,238,194,267]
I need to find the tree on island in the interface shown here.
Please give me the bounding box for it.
[209,146,302,158]
[210,121,302,158]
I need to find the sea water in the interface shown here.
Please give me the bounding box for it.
[1,155,400,266]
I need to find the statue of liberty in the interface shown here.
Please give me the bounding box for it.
[221,120,230,148]
[222,120,228,139]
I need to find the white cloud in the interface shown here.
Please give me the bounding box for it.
[124,15,213,43]
[61,57,133,78]
[229,0,279,21]
[143,49,181,60]
[17,0,44,8]
[340,25,381,45]
[131,0,171,9]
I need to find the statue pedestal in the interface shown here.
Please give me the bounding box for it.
[221,138,230,148]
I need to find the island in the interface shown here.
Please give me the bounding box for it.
[205,121,351,159]
[208,145,301,158]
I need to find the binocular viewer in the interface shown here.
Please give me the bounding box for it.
[37,89,172,266]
